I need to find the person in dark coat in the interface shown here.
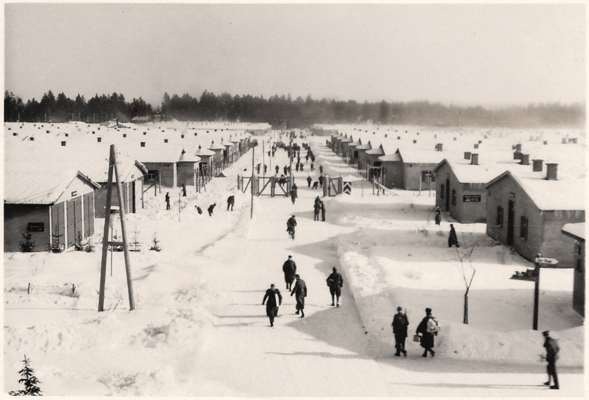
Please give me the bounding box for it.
[286,215,297,239]
[195,205,203,215]
[448,224,459,248]
[226,195,235,211]
[434,207,441,225]
[283,166,288,175]
[290,183,298,204]
[282,255,297,290]
[313,197,321,221]
[542,330,560,389]
[264,164,268,174]
[318,175,325,188]
[326,267,344,307]
[416,308,438,357]
[165,192,171,210]
[311,162,314,171]
[182,184,187,197]
[256,163,261,174]
[307,175,312,188]
[275,165,280,175]
[392,306,409,357]
[319,165,324,174]
[290,274,307,318]
[207,203,216,216]
[320,200,326,222]
[312,181,319,190]
[262,284,283,327]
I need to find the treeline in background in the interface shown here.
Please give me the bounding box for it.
[4,90,584,128]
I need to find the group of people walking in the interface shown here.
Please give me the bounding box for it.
[391,307,438,358]
[313,196,326,222]
[263,256,344,327]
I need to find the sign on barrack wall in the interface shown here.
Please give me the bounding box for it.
[463,194,481,203]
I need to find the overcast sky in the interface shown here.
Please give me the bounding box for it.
[5,3,585,106]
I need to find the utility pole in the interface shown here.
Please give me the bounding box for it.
[98,144,135,312]
[262,140,265,177]
[533,259,540,330]
[250,144,255,219]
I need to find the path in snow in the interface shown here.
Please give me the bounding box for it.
[187,136,583,396]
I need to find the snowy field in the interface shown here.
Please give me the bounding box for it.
[3,125,585,396]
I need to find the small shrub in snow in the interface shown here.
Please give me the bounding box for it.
[9,355,42,396]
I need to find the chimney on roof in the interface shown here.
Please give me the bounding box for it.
[546,163,558,180]
[181,134,184,138]
[97,137,102,142]
[514,143,522,152]
[474,143,479,149]
[543,140,548,145]
[470,153,479,165]
[140,141,146,147]
[435,143,443,152]
[60,141,66,147]
[532,159,543,172]
[122,133,127,138]
[12,132,17,136]
[520,154,530,165]
[29,137,34,141]
[164,139,168,143]
[464,151,471,160]
[412,139,417,144]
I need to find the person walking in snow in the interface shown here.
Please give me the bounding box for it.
[195,205,203,215]
[207,203,216,216]
[226,195,235,211]
[307,175,312,188]
[542,330,560,389]
[290,274,307,318]
[320,200,326,222]
[392,306,409,357]
[416,308,438,357]
[318,175,324,188]
[275,165,280,175]
[290,183,298,204]
[448,224,459,248]
[264,164,268,175]
[286,215,297,239]
[262,283,283,327]
[283,166,288,175]
[311,162,314,171]
[434,207,441,225]
[165,192,171,210]
[326,267,343,307]
[313,197,321,221]
[282,255,297,290]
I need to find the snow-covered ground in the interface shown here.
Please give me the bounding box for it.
[3,128,584,396]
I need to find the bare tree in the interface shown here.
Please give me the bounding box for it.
[455,238,477,324]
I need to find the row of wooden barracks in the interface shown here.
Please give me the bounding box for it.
[4,121,268,252]
[322,124,585,315]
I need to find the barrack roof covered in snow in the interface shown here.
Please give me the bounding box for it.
[4,166,100,205]
[562,223,585,241]
[486,171,585,211]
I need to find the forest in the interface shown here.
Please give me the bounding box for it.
[4,90,584,128]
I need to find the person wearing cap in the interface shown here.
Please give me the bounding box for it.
[416,308,438,357]
[541,330,560,389]
[392,307,409,357]
[262,283,283,327]
[326,267,344,307]
[282,255,297,290]
[290,274,308,318]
